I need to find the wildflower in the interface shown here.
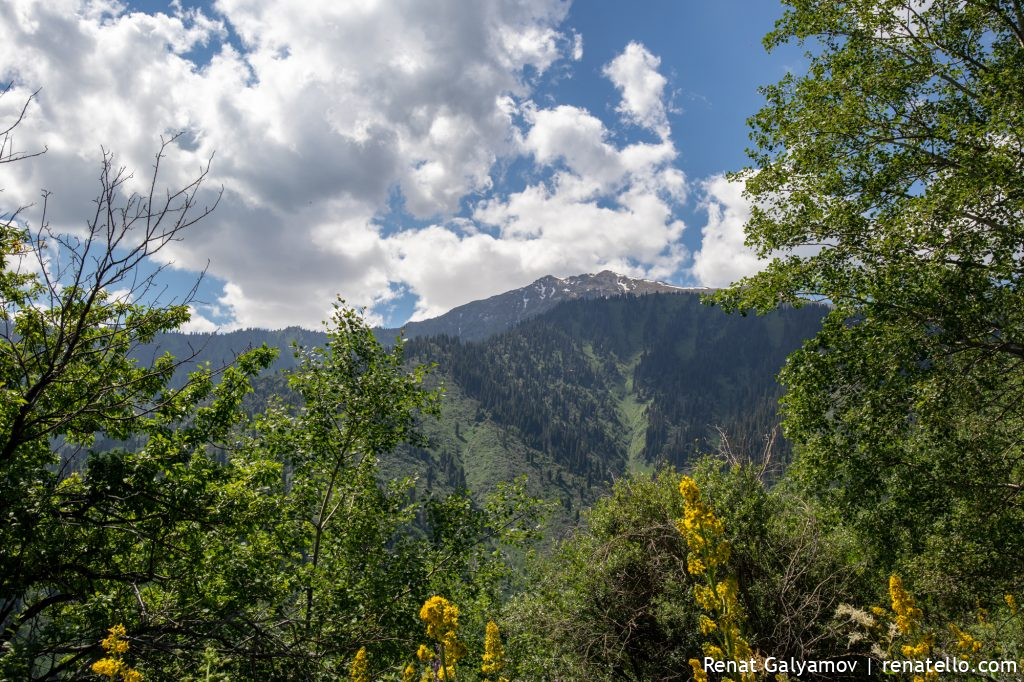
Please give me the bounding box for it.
[350,647,369,682]
[678,475,755,682]
[901,641,929,658]
[403,664,417,682]
[716,579,740,611]
[100,625,130,656]
[418,596,465,679]
[694,585,717,611]
[481,621,506,680]
[92,659,122,678]
[889,575,921,634]
[949,624,982,654]
[703,644,725,660]
[92,624,142,681]
[676,477,730,576]
[1005,594,1018,614]
[420,596,459,641]
[689,658,709,682]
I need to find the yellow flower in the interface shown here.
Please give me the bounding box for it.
[949,623,982,653]
[92,658,122,679]
[703,644,725,660]
[901,641,929,658]
[402,664,417,682]
[1005,594,1018,614]
[889,575,922,634]
[694,584,717,611]
[716,578,740,613]
[419,596,465,671]
[420,596,459,640]
[689,658,709,682]
[679,476,700,504]
[678,476,731,579]
[481,621,506,678]
[417,644,435,662]
[699,615,717,635]
[443,631,467,664]
[93,624,143,681]
[100,625,129,655]
[350,647,369,682]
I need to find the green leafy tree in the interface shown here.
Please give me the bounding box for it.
[0,98,296,678]
[716,0,1024,606]
[0,93,540,680]
[247,304,543,679]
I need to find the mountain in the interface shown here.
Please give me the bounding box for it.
[134,275,826,526]
[383,270,696,341]
[395,292,825,520]
[142,272,692,378]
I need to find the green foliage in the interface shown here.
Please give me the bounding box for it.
[406,294,825,498]
[0,135,290,678]
[0,120,539,679]
[505,461,861,681]
[505,469,696,681]
[715,0,1024,610]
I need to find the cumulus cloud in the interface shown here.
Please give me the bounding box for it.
[602,41,669,137]
[180,305,220,333]
[0,3,690,328]
[689,174,765,287]
[390,43,688,321]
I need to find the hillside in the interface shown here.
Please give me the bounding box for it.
[399,292,825,515]
[140,286,825,521]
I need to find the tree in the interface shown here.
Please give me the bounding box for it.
[716,0,1024,606]
[251,307,542,678]
[257,304,443,675]
[0,95,287,678]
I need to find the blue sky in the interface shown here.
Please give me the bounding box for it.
[0,0,806,329]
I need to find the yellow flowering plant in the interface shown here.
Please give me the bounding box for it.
[91,624,143,682]
[350,647,369,682]
[839,577,1024,682]
[480,621,509,682]
[415,596,466,681]
[677,475,757,682]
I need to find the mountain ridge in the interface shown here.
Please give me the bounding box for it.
[387,270,703,341]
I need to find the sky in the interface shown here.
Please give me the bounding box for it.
[0,0,807,330]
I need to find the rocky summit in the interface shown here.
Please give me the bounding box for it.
[390,270,700,341]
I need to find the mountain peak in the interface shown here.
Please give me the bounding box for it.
[392,272,698,341]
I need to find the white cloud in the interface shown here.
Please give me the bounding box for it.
[602,41,669,137]
[0,4,693,329]
[689,174,765,287]
[571,31,583,60]
[180,305,220,333]
[391,44,688,319]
